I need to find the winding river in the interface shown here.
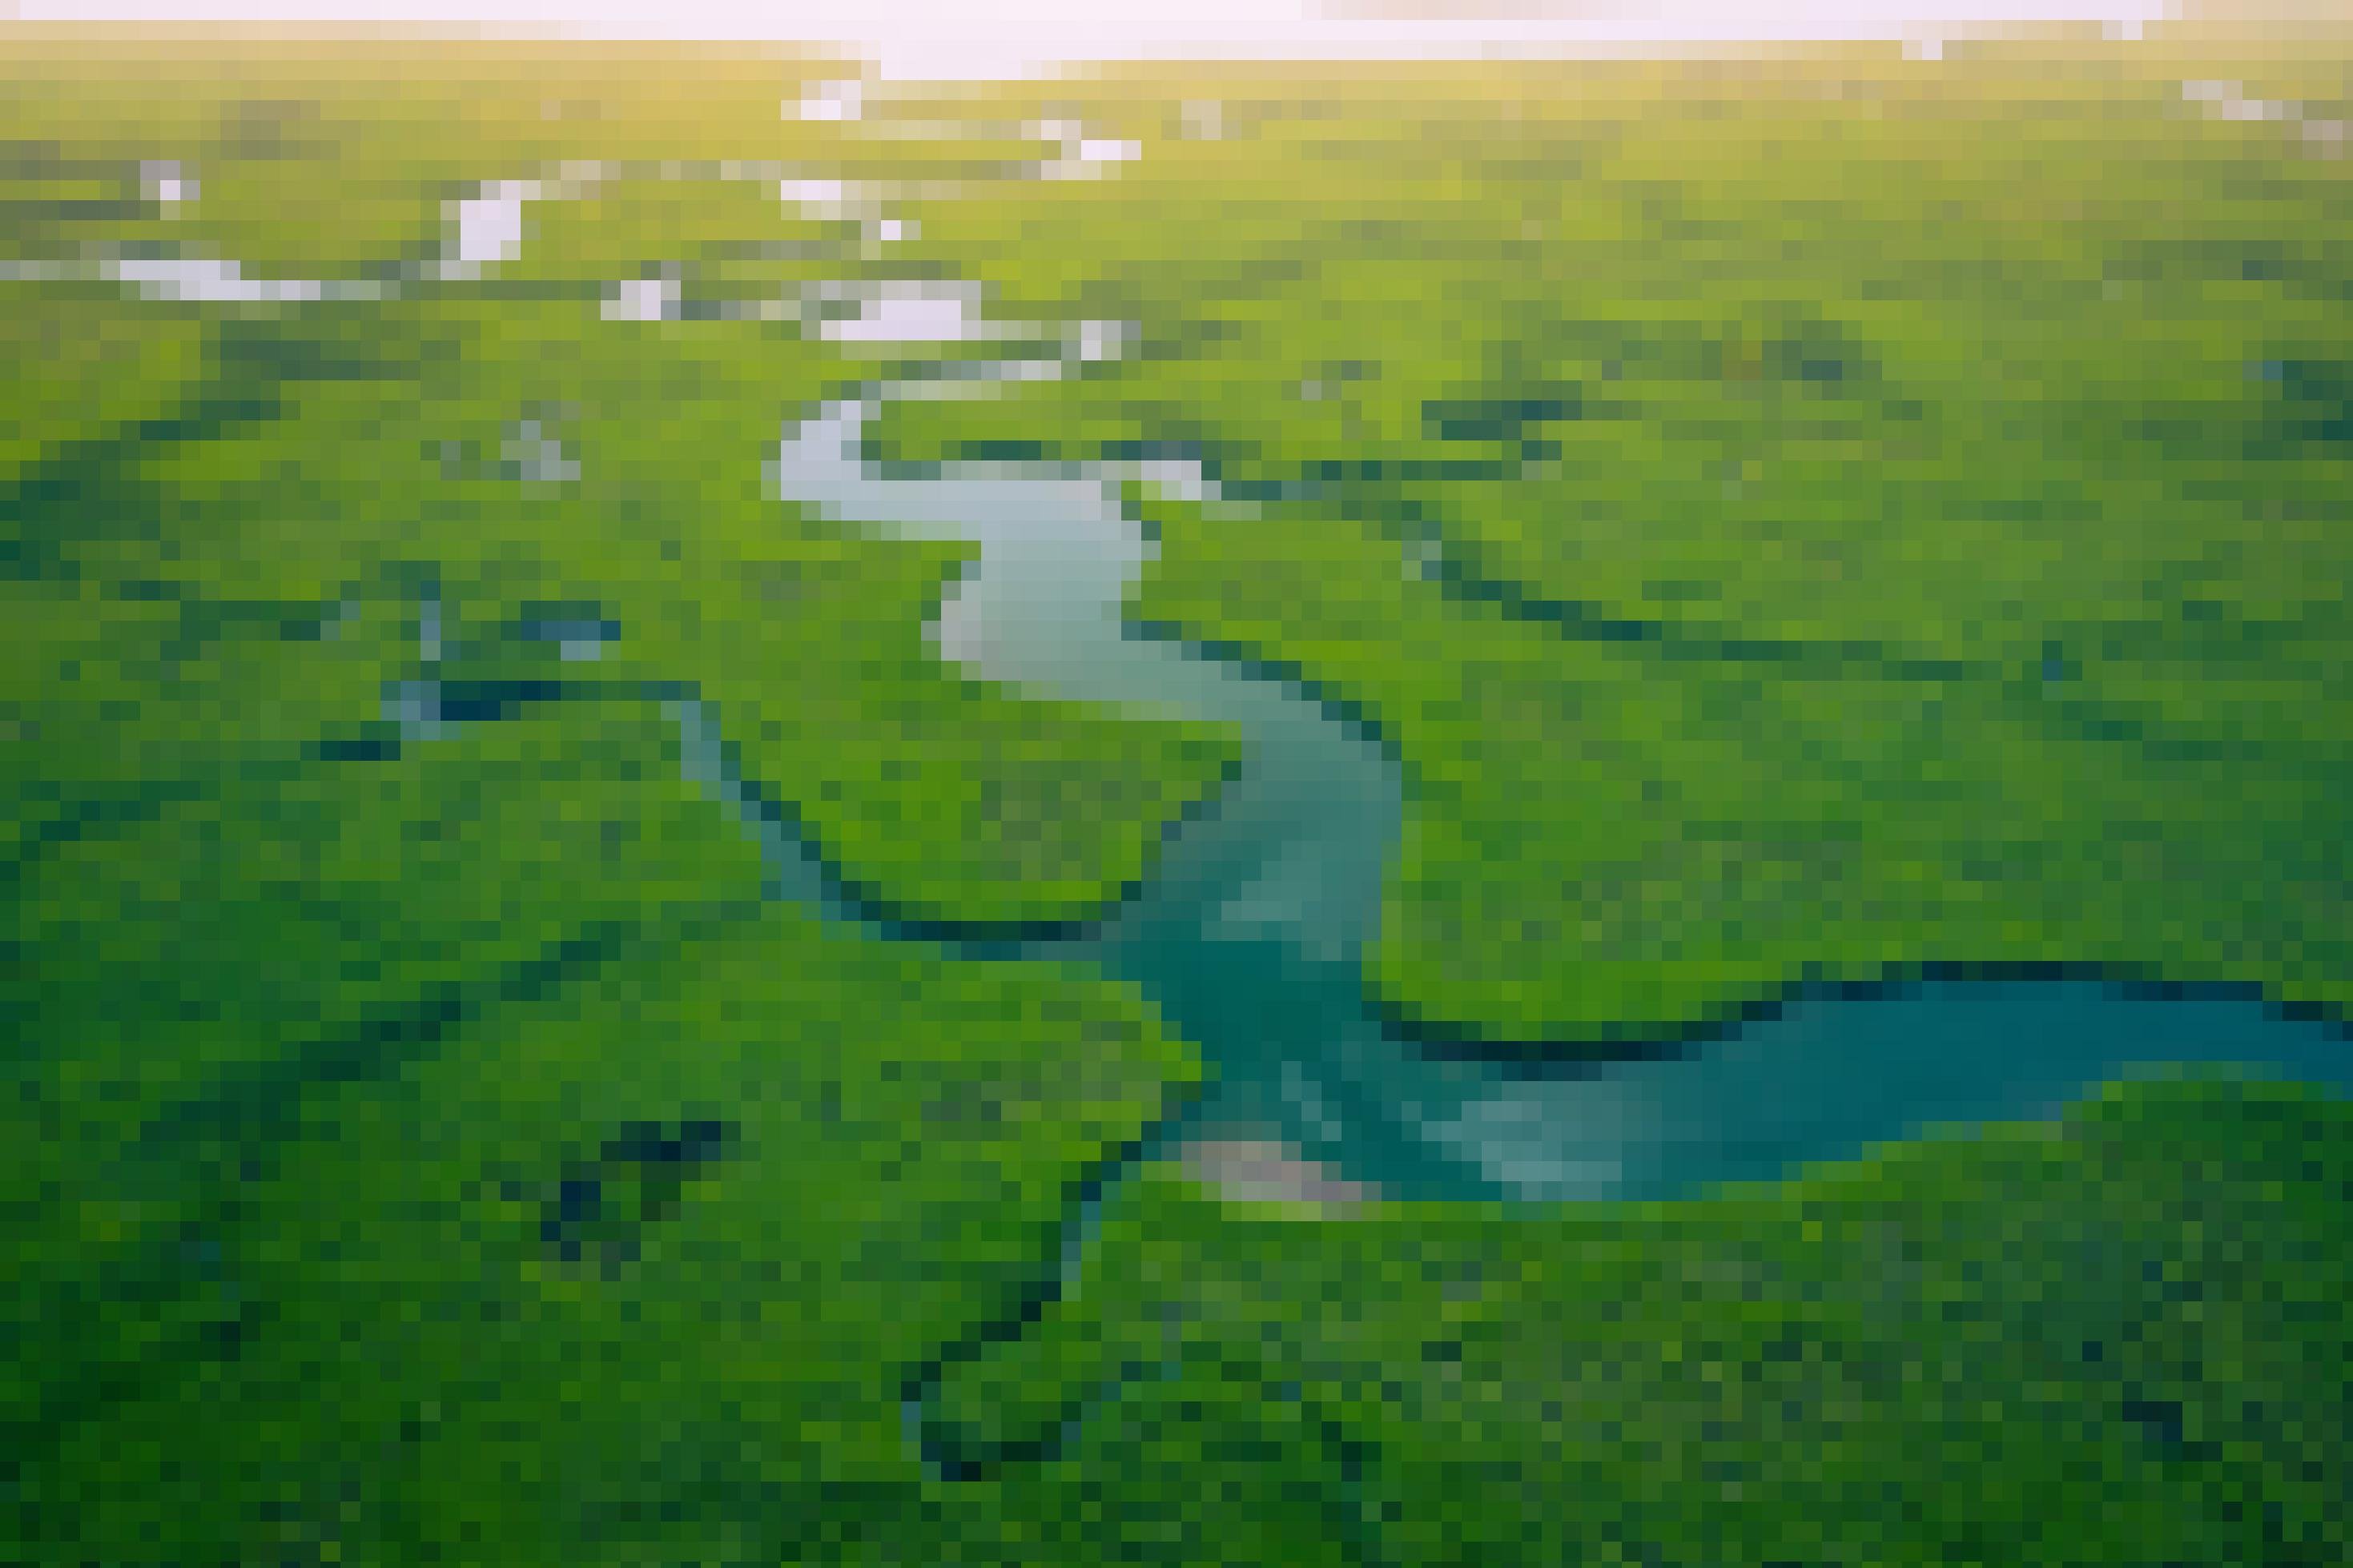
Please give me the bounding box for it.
[27,99,2347,1502]
[742,358,2353,1476]
[89,161,2343,1208]
[365,288,2350,1478]
[767,376,2353,1208]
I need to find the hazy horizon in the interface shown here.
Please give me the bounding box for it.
[6,0,2200,78]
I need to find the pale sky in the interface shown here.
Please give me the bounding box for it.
[14,0,2182,78]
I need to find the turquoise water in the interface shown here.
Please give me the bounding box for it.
[379,365,2349,1210]
[766,382,2352,1209]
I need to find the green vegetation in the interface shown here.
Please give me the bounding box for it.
[6,703,764,1440]
[934,1076,2352,1565]
[0,294,211,484]
[10,900,1197,1565]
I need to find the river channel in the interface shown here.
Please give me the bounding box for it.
[764,376,2353,1211]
